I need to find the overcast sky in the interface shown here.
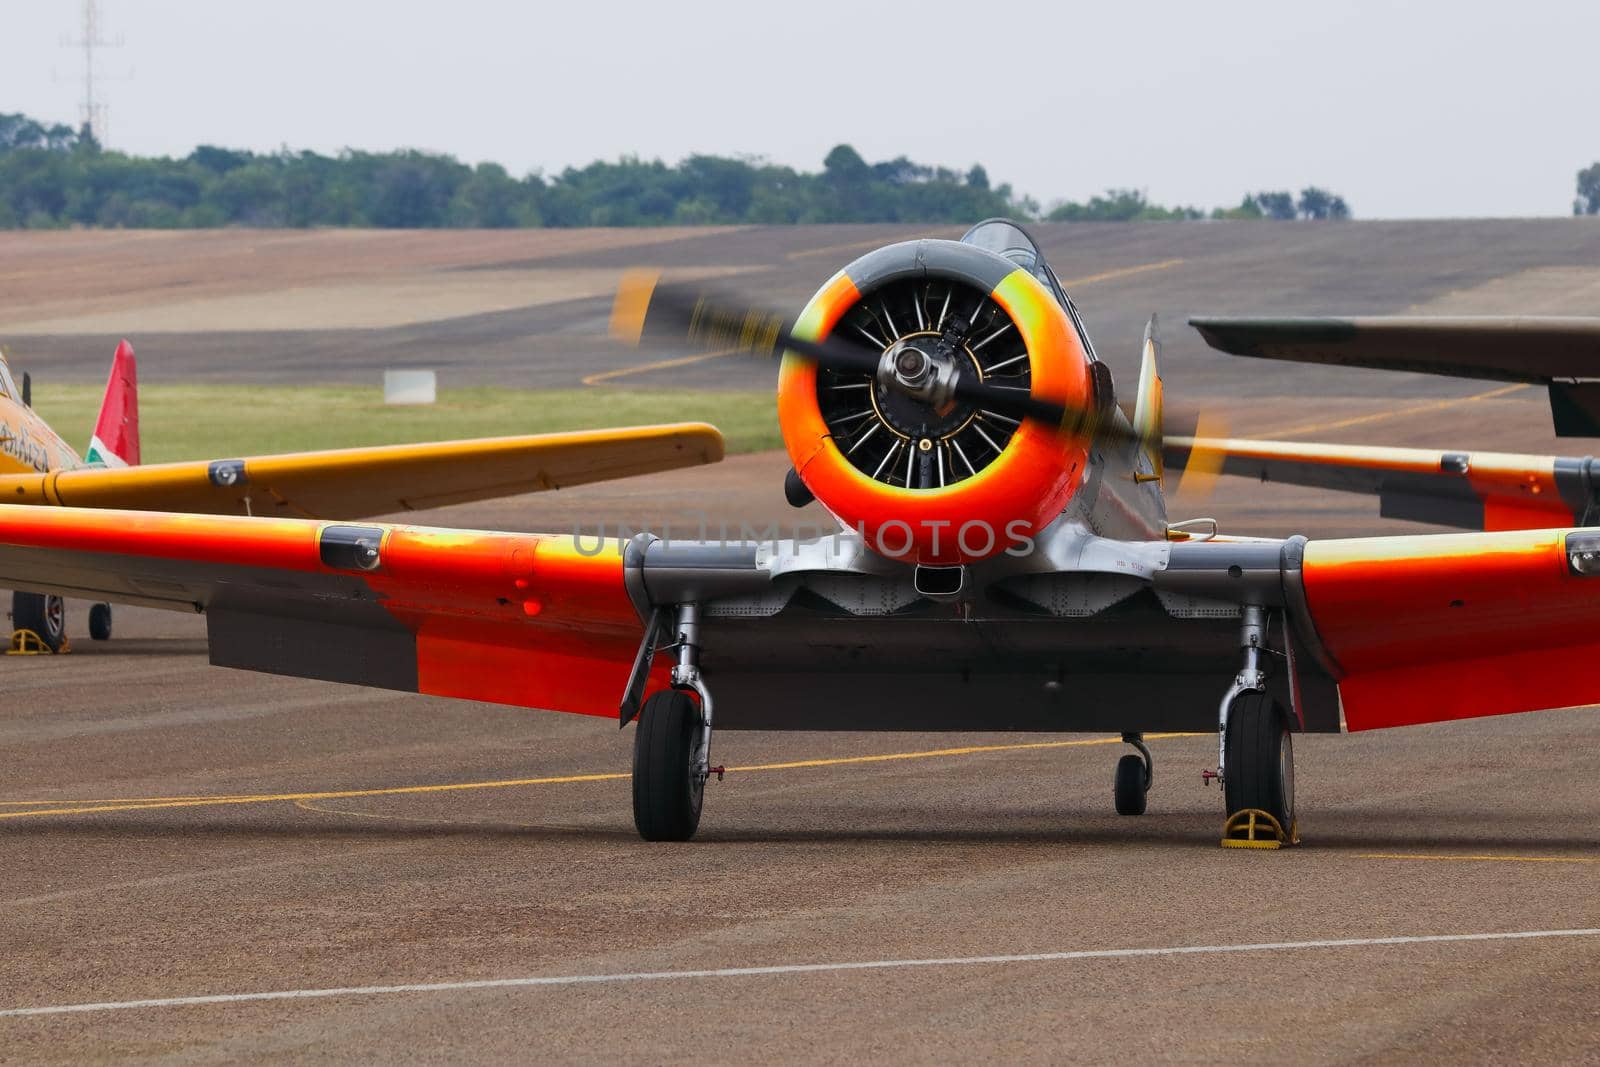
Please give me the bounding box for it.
[4,1,1594,219]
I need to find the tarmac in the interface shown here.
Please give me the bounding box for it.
[2,221,1599,1063]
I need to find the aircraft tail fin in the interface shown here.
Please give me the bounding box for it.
[86,340,140,468]
[1132,314,1164,481]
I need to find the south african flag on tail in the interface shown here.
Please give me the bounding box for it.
[85,339,140,468]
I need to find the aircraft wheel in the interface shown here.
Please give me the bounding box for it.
[12,592,65,652]
[632,690,704,842]
[1113,753,1148,815]
[89,602,113,641]
[1224,691,1294,827]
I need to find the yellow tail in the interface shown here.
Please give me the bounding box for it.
[1132,315,1163,481]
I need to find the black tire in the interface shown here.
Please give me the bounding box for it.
[1113,753,1148,816]
[12,592,65,652]
[88,602,113,641]
[1223,691,1294,827]
[632,690,704,842]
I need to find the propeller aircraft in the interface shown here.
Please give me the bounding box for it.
[2,219,1594,849]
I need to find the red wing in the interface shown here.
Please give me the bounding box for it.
[1165,436,1582,531]
[0,505,663,717]
[1301,528,1600,730]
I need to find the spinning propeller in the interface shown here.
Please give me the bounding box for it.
[609,271,1226,501]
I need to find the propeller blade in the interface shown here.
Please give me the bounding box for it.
[612,275,1112,433]
[609,276,1216,464]
[1168,413,1232,503]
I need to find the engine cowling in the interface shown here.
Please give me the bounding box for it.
[777,239,1094,565]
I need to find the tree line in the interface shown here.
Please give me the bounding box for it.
[1045,187,1349,221]
[1,112,1352,229]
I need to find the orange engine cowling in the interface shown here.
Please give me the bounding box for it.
[777,239,1094,566]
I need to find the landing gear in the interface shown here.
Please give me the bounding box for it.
[12,592,66,653]
[631,603,718,842]
[1216,604,1297,848]
[632,690,705,842]
[88,602,113,641]
[1114,732,1152,815]
[1223,691,1294,829]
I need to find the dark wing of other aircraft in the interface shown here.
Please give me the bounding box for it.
[1189,315,1600,436]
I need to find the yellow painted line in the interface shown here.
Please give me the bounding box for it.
[1360,852,1600,866]
[0,734,1194,821]
[731,732,1188,772]
[1260,383,1529,438]
[1057,258,1184,288]
[786,237,907,261]
[582,346,741,387]
[0,794,273,806]
[0,772,631,821]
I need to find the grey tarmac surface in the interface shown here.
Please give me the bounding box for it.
[9,218,1600,401]
[2,223,1600,1063]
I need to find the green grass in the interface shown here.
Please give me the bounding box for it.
[32,386,781,464]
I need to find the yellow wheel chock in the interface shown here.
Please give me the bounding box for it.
[1221,808,1298,849]
[7,629,67,655]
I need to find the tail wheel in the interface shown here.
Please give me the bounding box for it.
[632,690,705,842]
[89,602,113,641]
[1223,691,1294,827]
[12,592,66,653]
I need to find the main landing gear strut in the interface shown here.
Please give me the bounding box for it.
[632,603,720,842]
[1214,604,1297,848]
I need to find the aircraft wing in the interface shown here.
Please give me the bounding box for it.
[1164,436,1592,531]
[0,424,723,519]
[1189,315,1600,381]
[0,505,1595,738]
[1189,315,1600,436]
[0,505,660,716]
[1161,528,1600,731]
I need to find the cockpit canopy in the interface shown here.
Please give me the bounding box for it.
[0,350,21,403]
[960,218,1096,360]
[960,217,1048,271]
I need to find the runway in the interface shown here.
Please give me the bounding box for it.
[4,608,1599,1061]
[2,222,1599,1062]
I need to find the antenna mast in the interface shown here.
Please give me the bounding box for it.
[63,0,123,145]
